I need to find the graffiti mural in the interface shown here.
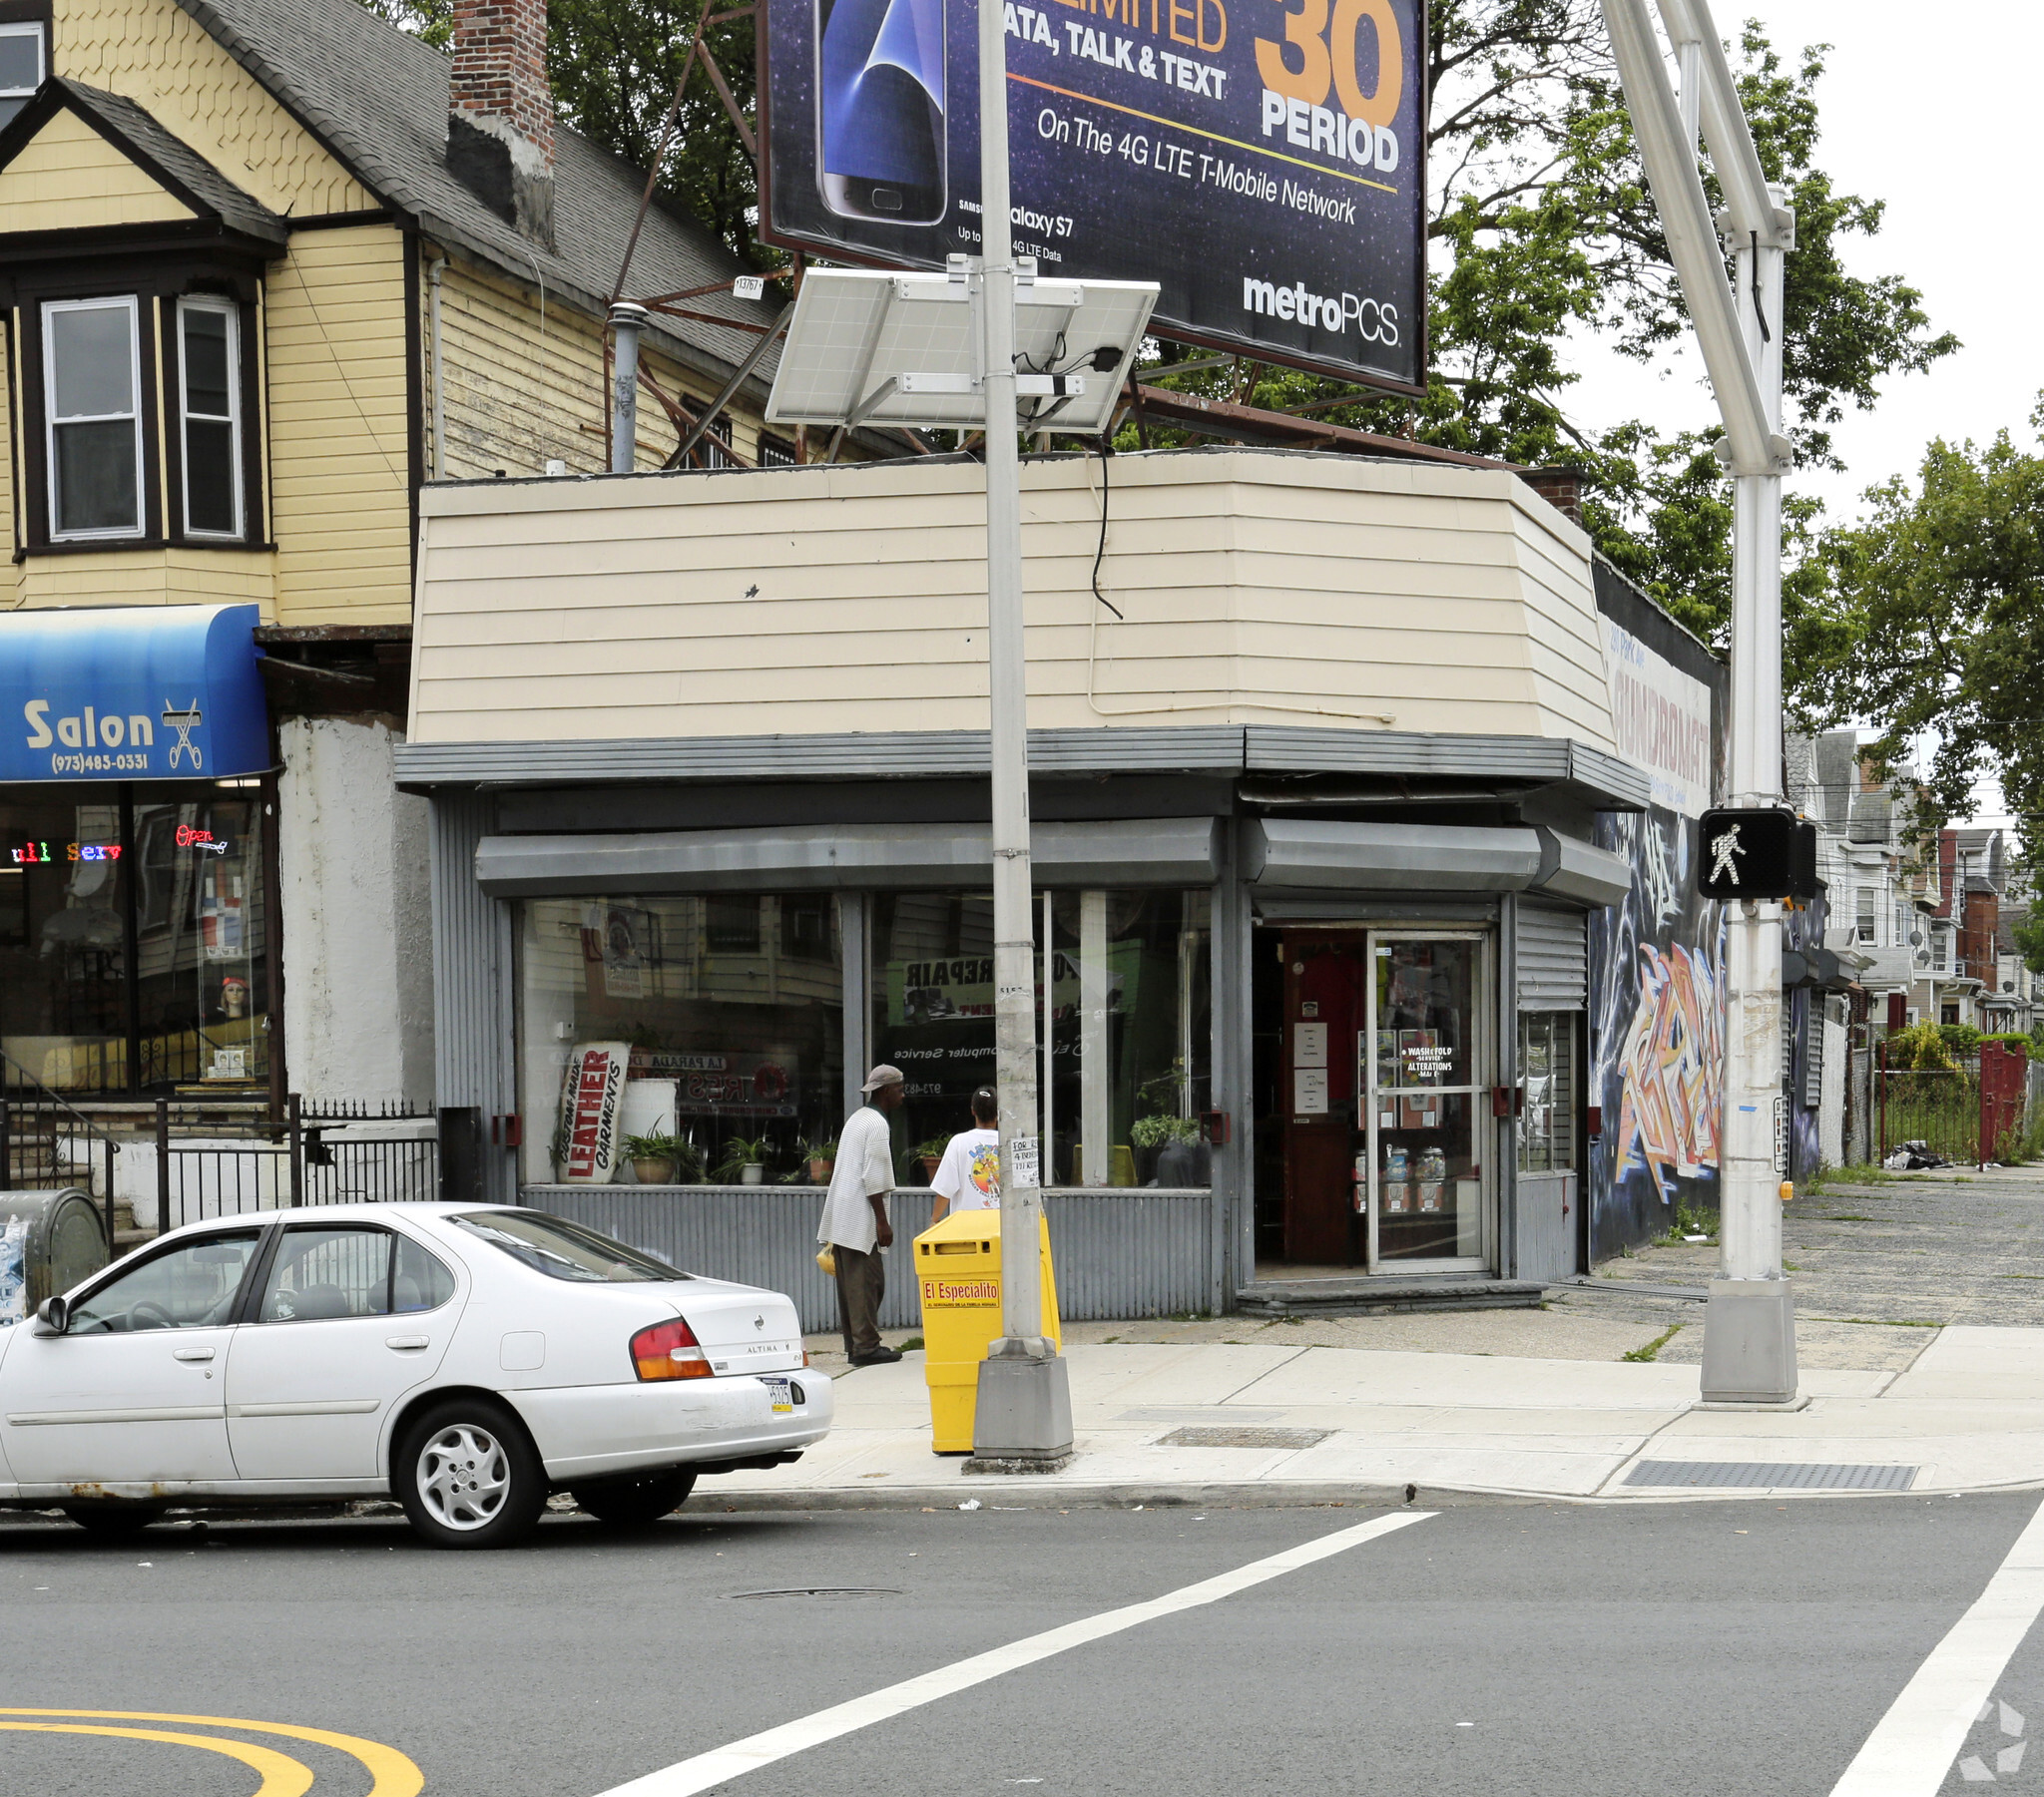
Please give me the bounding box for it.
[1590,809,1725,1256]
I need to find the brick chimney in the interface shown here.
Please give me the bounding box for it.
[447,0,555,247]
[1520,466,1587,524]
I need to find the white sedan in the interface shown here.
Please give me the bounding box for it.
[0,1201,831,1548]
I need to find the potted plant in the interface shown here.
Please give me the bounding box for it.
[801,1137,838,1185]
[715,1134,774,1185]
[908,1135,950,1183]
[1131,1113,1204,1185]
[622,1131,695,1185]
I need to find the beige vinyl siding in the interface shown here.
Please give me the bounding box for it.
[266,225,411,624]
[18,547,277,609]
[430,252,770,479]
[410,451,1620,752]
[57,0,374,216]
[0,108,197,228]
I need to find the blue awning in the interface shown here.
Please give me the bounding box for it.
[0,604,268,783]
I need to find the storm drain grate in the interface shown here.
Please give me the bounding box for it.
[1157,1426,1331,1451]
[1625,1460,1918,1492]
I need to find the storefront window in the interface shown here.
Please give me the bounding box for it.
[2,784,270,1095]
[517,895,844,1185]
[869,889,1212,1188]
[134,793,269,1090]
[1517,1013,1576,1173]
[2,791,128,1090]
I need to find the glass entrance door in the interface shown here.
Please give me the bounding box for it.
[1363,933,1490,1271]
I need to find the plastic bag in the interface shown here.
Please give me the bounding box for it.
[815,1245,837,1278]
[0,1215,28,1326]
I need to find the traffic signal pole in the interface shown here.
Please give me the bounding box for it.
[1602,0,1800,1404]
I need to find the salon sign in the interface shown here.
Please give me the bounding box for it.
[0,603,269,782]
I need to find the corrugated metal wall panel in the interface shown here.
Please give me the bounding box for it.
[527,1186,1216,1333]
[1516,899,1588,1010]
[430,793,518,1201]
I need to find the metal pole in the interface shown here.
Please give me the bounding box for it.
[288,1092,304,1208]
[1701,195,1797,1404]
[155,1098,171,1238]
[609,302,650,474]
[971,0,1071,1465]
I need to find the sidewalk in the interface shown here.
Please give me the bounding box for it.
[728,1166,2044,1509]
[721,1325,2044,1508]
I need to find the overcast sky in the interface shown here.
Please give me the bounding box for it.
[1562,1,2038,823]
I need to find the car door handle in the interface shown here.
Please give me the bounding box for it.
[385,1336,430,1351]
[173,1347,216,1362]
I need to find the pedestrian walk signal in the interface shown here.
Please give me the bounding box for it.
[1697,807,1816,900]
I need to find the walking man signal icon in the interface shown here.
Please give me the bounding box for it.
[1708,822,1745,887]
[1695,807,1811,901]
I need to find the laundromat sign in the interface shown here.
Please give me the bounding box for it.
[0,603,270,782]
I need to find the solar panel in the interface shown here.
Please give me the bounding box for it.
[765,264,1159,435]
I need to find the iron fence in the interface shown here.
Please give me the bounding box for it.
[1,1052,121,1252]
[1874,1039,2030,1165]
[155,1095,439,1233]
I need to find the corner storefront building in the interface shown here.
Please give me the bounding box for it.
[400,447,1726,1324]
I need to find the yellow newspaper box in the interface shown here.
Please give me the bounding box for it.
[915,1209,1060,1453]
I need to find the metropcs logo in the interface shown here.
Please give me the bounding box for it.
[1242,276,1398,343]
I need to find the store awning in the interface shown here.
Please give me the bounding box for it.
[0,605,268,783]
[472,817,1222,895]
[1249,819,1632,907]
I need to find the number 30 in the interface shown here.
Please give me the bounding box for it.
[1255,0,1403,128]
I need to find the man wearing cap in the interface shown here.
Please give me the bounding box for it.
[817,1065,907,1367]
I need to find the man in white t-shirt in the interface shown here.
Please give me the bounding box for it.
[928,1086,1001,1228]
[818,1065,907,1366]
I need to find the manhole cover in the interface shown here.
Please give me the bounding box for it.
[728,1586,903,1599]
[1156,1426,1330,1451]
[1624,1460,1918,1492]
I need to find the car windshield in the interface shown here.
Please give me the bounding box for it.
[449,1211,691,1283]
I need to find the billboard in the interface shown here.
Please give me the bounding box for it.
[760,0,1427,391]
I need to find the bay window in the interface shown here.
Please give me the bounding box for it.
[44,296,144,540]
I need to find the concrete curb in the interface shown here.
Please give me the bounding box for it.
[692,1482,1525,1512]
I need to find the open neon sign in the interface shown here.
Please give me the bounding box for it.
[9,841,123,864]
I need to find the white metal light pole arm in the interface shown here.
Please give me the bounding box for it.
[1654,0,1783,245]
[1600,0,1776,476]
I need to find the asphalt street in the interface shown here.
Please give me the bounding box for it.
[4,1491,2043,1797]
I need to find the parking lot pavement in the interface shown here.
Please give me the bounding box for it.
[7,1492,2044,1797]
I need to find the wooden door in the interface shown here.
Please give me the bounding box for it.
[1279,935,1364,1265]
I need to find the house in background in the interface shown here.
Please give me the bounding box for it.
[0,0,794,1127]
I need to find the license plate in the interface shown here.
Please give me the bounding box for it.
[762,1376,794,1414]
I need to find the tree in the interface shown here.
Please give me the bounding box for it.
[1802,406,2044,943]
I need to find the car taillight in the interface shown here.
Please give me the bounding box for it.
[631,1317,712,1381]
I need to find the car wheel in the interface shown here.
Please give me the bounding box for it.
[570,1468,699,1529]
[63,1505,165,1541]
[394,1400,547,1550]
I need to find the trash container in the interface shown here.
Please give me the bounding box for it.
[0,1188,109,1322]
[914,1208,1060,1453]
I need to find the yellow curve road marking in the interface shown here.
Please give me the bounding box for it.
[0,1721,314,1796]
[0,1708,422,1796]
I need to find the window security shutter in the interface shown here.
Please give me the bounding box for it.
[1516,900,1587,1010]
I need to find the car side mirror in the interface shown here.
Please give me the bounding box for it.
[32,1295,69,1336]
